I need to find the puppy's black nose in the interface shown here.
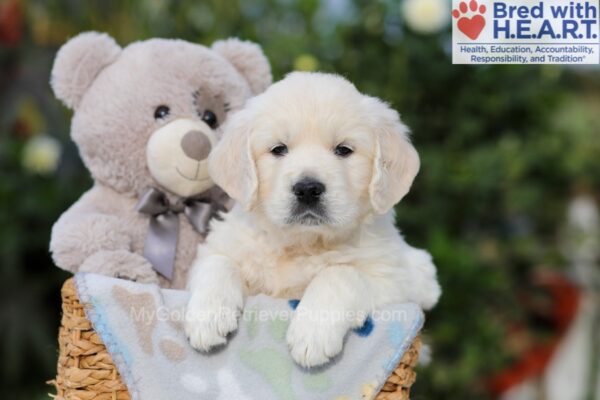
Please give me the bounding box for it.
[293,179,325,206]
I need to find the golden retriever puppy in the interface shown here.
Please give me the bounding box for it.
[185,72,441,367]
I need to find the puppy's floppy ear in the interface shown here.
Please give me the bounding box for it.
[212,38,272,95]
[208,109,258,210]
[51,31,121,109]
[366,96,420,214]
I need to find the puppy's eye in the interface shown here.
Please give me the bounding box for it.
[201,110,218,129]
[270,144,288,157]
[334,144,354,157]
[154,105,170,120]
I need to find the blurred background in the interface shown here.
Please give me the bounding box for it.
[0,0,599,399]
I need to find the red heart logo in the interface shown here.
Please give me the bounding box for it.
[457,15,485,40]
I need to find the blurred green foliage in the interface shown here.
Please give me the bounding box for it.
[0,0,599,398]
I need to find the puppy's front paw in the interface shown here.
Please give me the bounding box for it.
[185,290,242,352]
[286,314,347,368]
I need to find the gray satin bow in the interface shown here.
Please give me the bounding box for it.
[136,187,225,280]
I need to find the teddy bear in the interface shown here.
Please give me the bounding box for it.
[49,32,271,288]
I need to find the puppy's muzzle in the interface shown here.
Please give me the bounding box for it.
[293,178,325,207]
[288,178,328,225]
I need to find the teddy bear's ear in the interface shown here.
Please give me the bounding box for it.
[51,31,121,109]
[212,38,272,95]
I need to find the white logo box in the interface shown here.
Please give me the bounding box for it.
[452,0,600,64]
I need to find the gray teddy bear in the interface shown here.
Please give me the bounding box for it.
[49,32,271,288]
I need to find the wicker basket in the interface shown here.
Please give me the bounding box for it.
[51,278,421,400]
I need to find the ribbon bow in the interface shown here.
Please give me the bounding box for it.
[136,187,226,280]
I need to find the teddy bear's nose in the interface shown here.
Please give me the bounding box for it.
[181,130,211,161]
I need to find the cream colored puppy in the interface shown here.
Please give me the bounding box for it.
[185,72,441,367]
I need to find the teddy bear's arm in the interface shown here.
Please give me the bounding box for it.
[50,185,158,284]
[50,187,131,271]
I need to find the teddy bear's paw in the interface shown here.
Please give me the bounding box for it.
[286,313,347,368]
[185,290,242,352]
[116,256,161,285]
[81,250,160,284]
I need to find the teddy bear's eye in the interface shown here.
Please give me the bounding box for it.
[201,110,218,129]
[154,105,170,120]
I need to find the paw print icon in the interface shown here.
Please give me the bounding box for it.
[453,0,487,40]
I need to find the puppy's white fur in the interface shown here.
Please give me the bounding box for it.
[185,72,441,367]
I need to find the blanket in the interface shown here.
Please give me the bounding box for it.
[74,272,424,400]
